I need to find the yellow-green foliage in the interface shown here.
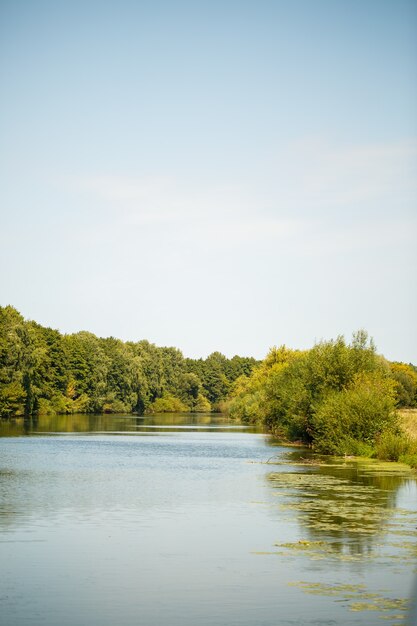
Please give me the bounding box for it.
[228,373,266,422]
[0,305,258,417]
[399,408,417,440]
[227,332,405,456]
[0,380,25,417]
[145,394,189,414]
[375,430,417,469]
[228,346,302,426]
[311,373,397,454]
[375,412,417,468]
[389,362,417,407]
[36,392,92,416]
[192,394,211,412]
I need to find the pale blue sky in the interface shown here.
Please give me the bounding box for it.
[1,0,416,361]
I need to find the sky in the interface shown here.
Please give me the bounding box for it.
[0,0,416,362]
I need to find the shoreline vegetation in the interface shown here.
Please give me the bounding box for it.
[1,305,416,468]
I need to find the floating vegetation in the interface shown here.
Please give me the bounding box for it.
[266,463,417,548]
[267,470,395,541]
[391,508,417,517]
[288,581,367,597]
[289,582,409,621]
[265,456,327,466]
[349,598,408,612]
[260,457,417,624]
[387,529,417,538]
[274,539,375,562]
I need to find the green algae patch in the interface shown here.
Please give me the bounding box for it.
[349,598,408,612]
[288,581,367,597]
[263,454,417,623]
[268,469,395,539]
[289,582,409,622]
[275,539,374,562]
[267,460,417,544]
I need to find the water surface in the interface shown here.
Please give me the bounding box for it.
[0,414,416,625]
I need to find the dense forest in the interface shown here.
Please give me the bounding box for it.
[1,305,417,465]
[0,306,257,418]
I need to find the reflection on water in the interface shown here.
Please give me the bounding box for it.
[0,414,416,626]
[0,412,254,436]
[266,450,417,623]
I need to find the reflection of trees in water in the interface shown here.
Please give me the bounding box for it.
[23,415,38,434]
[267,450,415,558]
[0,412,236,436]
[0,413,134,435]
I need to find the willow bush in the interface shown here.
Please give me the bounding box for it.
[228,332,407,456]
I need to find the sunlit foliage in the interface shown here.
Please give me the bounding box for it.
[0,306,258,417]
[228,332,415,457]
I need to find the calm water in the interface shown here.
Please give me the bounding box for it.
[0,414,416,626]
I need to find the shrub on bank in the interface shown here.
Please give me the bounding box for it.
[227,333,410,461]
[375,430,417,468]
[145,395,189,414]
[311,372,397,455]
[192,394,212,412]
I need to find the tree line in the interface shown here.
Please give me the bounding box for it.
[0,306,257,418]
[1,306,416,465]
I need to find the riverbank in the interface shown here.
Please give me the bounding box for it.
[265,408,417,471]
[399,408,417,439]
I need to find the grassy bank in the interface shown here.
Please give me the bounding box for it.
[268,410,417,470]
[373,409,417,469]
[399,408,417,440]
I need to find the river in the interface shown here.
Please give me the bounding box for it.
[0,413,416,625]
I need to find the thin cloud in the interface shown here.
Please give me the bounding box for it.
[72,137,416,222]
[269,137,417,214]
[64,137,416,258]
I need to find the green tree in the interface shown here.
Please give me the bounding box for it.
[227,332,396,454]
[0,306,30,417]
[311,372,397,454]
[63,332,109,412]
[389,362,417,407]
